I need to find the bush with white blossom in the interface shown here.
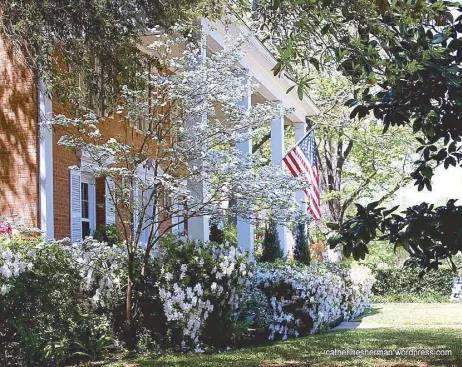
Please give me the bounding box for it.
[153,236,252,349]
[0,234,126,365]
[0,226,375,363]
[254,261,375,341]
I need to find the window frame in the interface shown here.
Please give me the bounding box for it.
[80,172,96,238]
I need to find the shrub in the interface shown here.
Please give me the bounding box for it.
[294,222,310,264]
[0,236,124,365]
[371,266,453,303]
[254,262,374,341]
[0,229,376,362]
[0,237,80,365]
[92,224,121,246]
[310,240,327,262]
[233,286,272,344]
[152,236,252,349]
[260,218,283,262]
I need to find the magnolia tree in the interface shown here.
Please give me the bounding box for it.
[50,32,306,346]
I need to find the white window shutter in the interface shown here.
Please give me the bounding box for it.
[141,189,155,245]
[105,178,116,225]
[89,182,96,234]
[69,168,82,242]
[133,182,140,240]
[172,200,183,235]
[177,202,184,235]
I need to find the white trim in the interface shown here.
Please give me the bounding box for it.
[38,78,54,240]
[69,168,82,242]
[105,178,116,225]
[186,35,211,243]
[135,162,162,246]
[271,104,287,255]
[235,72,255,255]
[81,172,96,235]
[202,17,320,123]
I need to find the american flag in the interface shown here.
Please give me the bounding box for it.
[283,130,321,220]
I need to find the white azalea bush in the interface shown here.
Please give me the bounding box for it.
[346,264,375,318]
[254,261,375,341]
[152,236,252,349]
[0,237,35,296]
[0,234,126,365]
[0,225,375,363]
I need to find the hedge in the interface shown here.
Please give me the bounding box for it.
[371,267,453,303]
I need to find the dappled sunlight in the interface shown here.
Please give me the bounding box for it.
[118,327,462,367]
[0,34,38,227]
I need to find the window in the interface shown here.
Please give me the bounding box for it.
[70,168,97,242]
[81,182,91,239]
[81,173,96,239]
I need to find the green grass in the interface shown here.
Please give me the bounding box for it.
[356,303,462,325]
[103,303,462,367]
[107,328,462,367]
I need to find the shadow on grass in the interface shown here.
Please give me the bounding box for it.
[353,305,384,322]
[110,328,462,367]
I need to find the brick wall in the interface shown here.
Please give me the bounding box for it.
[52,125,79,238]
[0,37,176,239]
[0,34,39,228]
[51,108,172,239]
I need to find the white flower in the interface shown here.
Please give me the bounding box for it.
[1,283,8,295]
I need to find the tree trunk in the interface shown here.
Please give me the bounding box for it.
[124,254,137,350]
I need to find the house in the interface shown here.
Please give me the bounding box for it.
[0,16,318,253]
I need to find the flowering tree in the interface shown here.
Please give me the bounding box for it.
[50,32,306,347]
[308,74,418,230]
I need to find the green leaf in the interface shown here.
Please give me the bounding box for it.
[425,181,432,191]
[286,39,293,57]
[325,222,340,230]
[327,233,343,248]
[272,62,282,76]
[286,85,296,94]
[309,57,320,71]
[366,201,380,210]
[297,84,304,100]
[383,205,399,217]
[431,33,445,44]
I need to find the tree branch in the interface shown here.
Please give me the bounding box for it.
[252,125,290,154]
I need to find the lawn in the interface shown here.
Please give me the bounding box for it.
[356,303,462,326]
[105,303,462,367]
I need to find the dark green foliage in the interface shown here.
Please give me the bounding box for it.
[330,200,462,274]
[260,218,283,262]
[294,222,310,265]
[255,0,462,272]
[371,267,453,303]
[0,239,113,366]
[233,287,272,345]
[0,0,219,113]
[93,224,121,246]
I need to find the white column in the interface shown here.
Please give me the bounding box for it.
[236,72,254,254]
[294,122,307,213]
[271,105,287,256]
[38,78,54,240]
[187,170,210,242]
[187,31,210,243]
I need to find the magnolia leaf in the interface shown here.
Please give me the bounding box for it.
[325,222,340,230]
